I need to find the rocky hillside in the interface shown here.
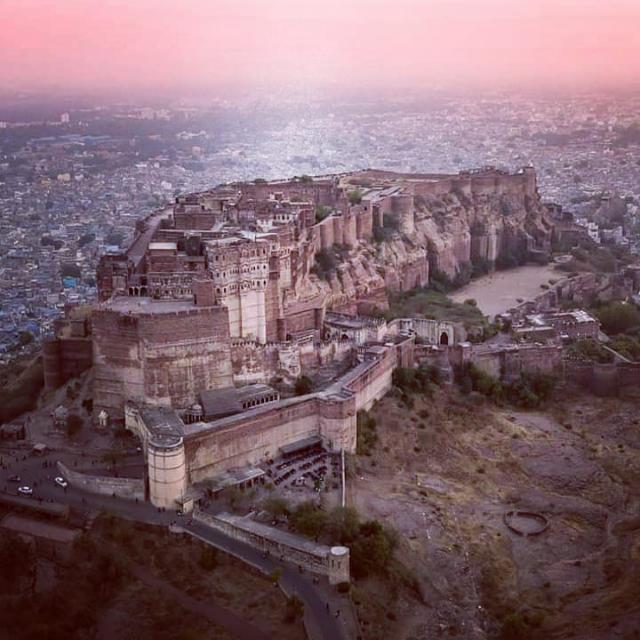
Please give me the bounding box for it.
[299,173,554,313]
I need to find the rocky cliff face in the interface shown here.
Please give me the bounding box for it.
[296,240,429,314]
[415,188,553,276]
[297,175,554,312]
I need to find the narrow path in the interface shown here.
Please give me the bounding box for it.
[183,520,350,640]
[0,447,353,640]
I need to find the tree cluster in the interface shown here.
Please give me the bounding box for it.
[315,204,330,223]
[564,338,614,364]
[392,365,442,395]
[287,503,397,579]
[455,363,556,409]
[356,409,378,456]
[294,375,313,396]
[595,301,640,335]
[347,190,362,205]
[0,534,127,640]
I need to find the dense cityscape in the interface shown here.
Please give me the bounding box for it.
[2,91,640,360]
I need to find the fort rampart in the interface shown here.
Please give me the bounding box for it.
[564,361,640,396]
[458,343,564,380]
[43,337,93,391]
[127,340,403,507]
[92,303,233,424]
[192,509,350,584]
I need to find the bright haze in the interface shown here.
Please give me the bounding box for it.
[2,0,640,95]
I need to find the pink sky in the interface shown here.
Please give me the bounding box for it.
[1,0,639,93]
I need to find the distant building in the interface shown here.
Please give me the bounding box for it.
[585,222,600,244]
[514,309,600,342]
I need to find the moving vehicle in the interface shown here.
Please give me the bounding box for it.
[17,486,33,496]
[54,477,68,488]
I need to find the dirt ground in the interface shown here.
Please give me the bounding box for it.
[449,264,561,317]
[0,513,306,640]
[92,517,306,640]
[349,384,640,640]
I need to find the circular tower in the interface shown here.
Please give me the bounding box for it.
[147,429,187,509]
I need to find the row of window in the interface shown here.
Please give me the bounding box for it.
[212,248,269,261]
[215,280,268,294]
[214,264,267,278]
[149,276,193,286]
[242,395,278,409]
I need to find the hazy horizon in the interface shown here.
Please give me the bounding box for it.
[2,0,640,96]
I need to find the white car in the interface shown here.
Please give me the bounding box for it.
[17,486,33,496]
[54,477,68,488]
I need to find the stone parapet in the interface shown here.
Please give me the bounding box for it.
[192,510,350,584]
[57,461,144,501]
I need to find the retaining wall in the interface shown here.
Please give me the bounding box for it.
[192,510,350,584]
[57,461,144,501]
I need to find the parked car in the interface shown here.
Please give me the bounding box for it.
[7,475,20,483]
[17,486,33,496]
[54,477,68,488]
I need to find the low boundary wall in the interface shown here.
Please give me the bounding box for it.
[57,461,144,501]
[193,509,350,584]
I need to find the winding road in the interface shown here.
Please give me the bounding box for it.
[0,444,351,640]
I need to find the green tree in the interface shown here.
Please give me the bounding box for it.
[609,334,640,361]
[350,519,397,579]
[291,502,327,538]
[595,301,640,335]
[315,204,330,223]
[326,506,360,543]
[348,190,362,205]
[294,375,313,396]
[270,568,283,585]
[263,496,290,519]
[311,248,337,280]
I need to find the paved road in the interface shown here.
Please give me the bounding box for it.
[0,444,351,640]
[184,519,349,640]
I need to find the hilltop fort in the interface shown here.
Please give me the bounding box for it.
[43,167,558,508]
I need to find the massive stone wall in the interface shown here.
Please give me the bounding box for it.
[43,337,93,391]
[184,396,333,482]
[387,317,463,345]
[93,303,233,424]
[449,343,564,380]
[179,343,400,488]
[238,179,338,205]
[565,361,640,396]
